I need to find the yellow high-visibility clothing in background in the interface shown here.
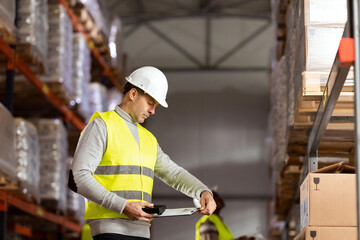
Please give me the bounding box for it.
[196,214,234,240]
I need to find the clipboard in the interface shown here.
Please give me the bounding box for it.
[152,207,200,218]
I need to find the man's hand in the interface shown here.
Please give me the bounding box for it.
[199,190,216,215]
[122,201,154,223]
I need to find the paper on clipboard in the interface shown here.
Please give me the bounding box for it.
[152,207,199,218]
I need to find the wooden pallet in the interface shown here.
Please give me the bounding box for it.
[292,69,355,130]
[0,80,73,118]
[40,199,66,216]
[0,175,18,192]
[0,175,40,204]
[0,24,16,45]
[0,43,47,74]
[73,3,111,60]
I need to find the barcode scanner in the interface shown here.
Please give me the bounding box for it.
[142,205,166,215]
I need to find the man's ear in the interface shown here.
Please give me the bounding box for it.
[128,88,138,101]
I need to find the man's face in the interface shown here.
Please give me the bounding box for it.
[130,91,159,123]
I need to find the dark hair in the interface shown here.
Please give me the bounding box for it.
[123,82,144,95]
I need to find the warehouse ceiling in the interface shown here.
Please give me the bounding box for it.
[99,0,273,202]
[104,0,271,25]
[102,0,273,73]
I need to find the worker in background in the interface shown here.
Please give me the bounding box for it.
[69,66,216,240]
[195,187,234,240]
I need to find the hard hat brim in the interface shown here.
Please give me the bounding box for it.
[126,77,168,108]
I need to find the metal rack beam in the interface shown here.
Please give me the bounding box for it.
[58,0,122,90]
[0,37,85,131]
[304,23,352,174]
[0,190,81,239]
[350,0,360,239]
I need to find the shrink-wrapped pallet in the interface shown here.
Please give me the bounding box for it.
[285,0,297,126]
[109,18,123,70]
[16,0,48,64]
[305,26,344,72]
[285,0,352,126]
[269,56,288,170]
[66,158,85,223]
[14,118,40,201]
[0,0,16,34]
[303,0,348,72]
[79,0,110,37]
[67,188,85,223]
[72,33,91,119]
[107,88,123,111]
[87,83,107,120]
[40,3,73,101]
[32,119,68,213]
[304,0,348,26]
[0,103,17,181]
[302,70,354,94]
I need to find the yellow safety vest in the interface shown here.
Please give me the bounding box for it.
[81,224,93,240]
[84,111,157,220]
[195,214,234,240]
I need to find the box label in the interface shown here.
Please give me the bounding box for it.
[300,196,309,229]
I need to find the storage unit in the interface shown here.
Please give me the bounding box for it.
[1,0,359,239]
[269,0,360,239]
[0,0,124,239]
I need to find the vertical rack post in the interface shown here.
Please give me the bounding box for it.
[351,0,360,239]
[4,44,15,112]
[0,192,8,240]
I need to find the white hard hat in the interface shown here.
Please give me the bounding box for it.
[125,66,168,108]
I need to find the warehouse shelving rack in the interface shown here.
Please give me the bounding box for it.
[275,0,360,239]
[0,37,86,131]
[58,0,123,91]
[0,190,81,239]
[0,1,124,239]
[299,1,360,238]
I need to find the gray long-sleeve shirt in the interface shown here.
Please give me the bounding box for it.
[71,106,210,238]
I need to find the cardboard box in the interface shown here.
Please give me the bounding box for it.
[294,226,357,240]
[304,0,348,26]
[305,25,344,72]
[300,172,357,229]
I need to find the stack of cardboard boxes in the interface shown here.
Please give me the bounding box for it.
[295,170,357,239]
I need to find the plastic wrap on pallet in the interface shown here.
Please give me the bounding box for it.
[0,0,16,34]
[16,0,48,63]
[0,103,17,181]
[285,0,297,127]
[268,57,288,171]
[305,25,344,72]
[293,0,305,114]
[107,88,123,111]
[302,69,354,93]
[67,188,86,223]
[79,0,110,37]
[66,158,85,223]
[32,119,68,213]
[304,0,348,26]
[87,83,107,120]
[40,3,73,101]
[109,18,123,70]
[72,33,91,119]
[14,118,40,202]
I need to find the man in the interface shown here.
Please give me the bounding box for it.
[195,190,234,240]
[69,66,216,240]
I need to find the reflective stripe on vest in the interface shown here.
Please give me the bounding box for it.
[195,214,234,240]
[84,110,157,220]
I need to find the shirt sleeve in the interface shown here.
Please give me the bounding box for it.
[154,144,211,200]
[70,118,127,214]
